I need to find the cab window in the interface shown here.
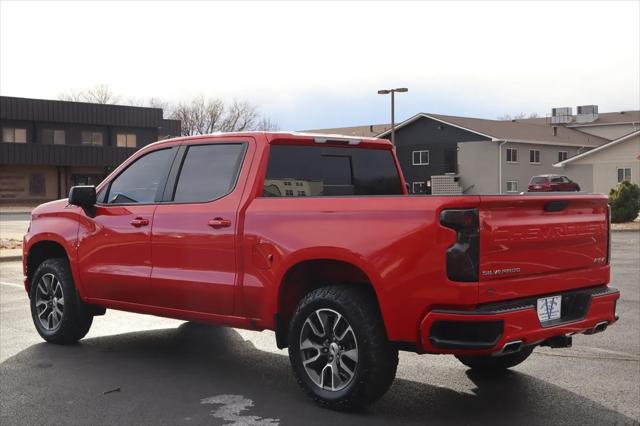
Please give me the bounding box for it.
[103,148,174,204]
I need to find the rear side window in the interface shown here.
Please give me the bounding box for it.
[263,145,402,197]
[105,148,174,204]
[172,144,245,203]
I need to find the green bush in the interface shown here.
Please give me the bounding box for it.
[609,181,640,223]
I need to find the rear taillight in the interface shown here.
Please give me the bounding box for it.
[440,208,479,282]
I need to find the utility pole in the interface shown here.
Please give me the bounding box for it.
[377,87,408,145]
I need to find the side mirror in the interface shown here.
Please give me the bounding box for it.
[68,186,96,207]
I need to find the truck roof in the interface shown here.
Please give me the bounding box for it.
[152,131,393,149]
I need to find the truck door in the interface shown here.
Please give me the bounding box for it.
[78,147,177,304]
[149,138,252,315]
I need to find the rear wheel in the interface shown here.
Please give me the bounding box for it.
[288,286,398,410]
[455,346,535,371]
[29,258,93,344]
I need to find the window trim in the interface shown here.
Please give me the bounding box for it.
[506,180,519,192]
[2,127,27,143]
[412,150,430,166]
[412,181,425,193]
[529,149,541,164]
[506,147,518,163]
[162,142,248,204]
[617,167,632,183]
[97,147,179,206]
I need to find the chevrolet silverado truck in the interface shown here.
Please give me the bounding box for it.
[23,132,619,410]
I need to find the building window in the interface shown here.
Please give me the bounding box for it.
[506,148,518,163]
[42,129,65,145]
[2,127,27,143]
[116,133,137,148]
[506,181,519,192]
[285,189,294,196]
[529,149,541,164]
[297,190,306,196]
[617,168,632,183]
[412,150,429,165]
[558,151,569,162]
[81,131,103,146]
[412,181,426,194]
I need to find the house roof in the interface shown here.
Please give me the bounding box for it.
[553,130,640,167]
[521,111,640,127]
[376,113,608,147]
[303,123,391,138]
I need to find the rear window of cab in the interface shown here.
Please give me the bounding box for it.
[263,145,403,197]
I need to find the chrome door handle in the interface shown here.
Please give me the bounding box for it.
[208,218,231,229]
[130,217,149,227]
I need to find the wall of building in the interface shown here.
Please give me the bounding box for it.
[560,134,640,194]
[457,140,499,194]
[391,116,491,192]
[497,142,583,193]
[0,166,59,201]
[572,123,640,141]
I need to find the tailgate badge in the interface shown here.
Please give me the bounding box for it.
[482,267,521,277]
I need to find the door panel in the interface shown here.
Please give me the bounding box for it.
[150,140,251,315]
[78,205,156,303]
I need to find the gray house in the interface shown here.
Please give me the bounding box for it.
[309,107,638,194]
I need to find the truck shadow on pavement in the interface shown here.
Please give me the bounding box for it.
[0,322,634,425]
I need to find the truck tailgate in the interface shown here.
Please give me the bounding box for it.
[478,194,609,303]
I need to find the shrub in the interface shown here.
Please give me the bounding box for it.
[609,181,640,223]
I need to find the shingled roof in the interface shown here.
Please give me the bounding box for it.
[377,113,609,147]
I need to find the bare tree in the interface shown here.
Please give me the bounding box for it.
[57,86,278,133]
[58,84,120,104]
[498,112,539,120]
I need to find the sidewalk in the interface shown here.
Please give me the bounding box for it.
[0,249,22,262]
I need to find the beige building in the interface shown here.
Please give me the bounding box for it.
[553,130,640,194]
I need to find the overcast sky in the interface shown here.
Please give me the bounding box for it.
[1,1,638,129]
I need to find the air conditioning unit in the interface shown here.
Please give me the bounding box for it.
[551,107,573,124]
[576,105,599,123]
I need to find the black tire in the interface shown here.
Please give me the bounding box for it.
[29,258,93,344]
[455,346,535,371]
[288,286,398,410]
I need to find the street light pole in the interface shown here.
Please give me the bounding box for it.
[378,87,408,145]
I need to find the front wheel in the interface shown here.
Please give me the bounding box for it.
[29,258,93,344]
[455,346,535,371]
[288,286,398,410]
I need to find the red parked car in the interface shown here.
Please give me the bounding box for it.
[528,174,581,192]
[23,132,617,410]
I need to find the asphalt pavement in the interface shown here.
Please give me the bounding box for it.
[0,232,638,425]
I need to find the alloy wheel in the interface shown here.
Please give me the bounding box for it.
[299,308,358,391]
[34,273,65,331]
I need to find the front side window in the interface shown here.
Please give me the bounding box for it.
[263,145,403,197]
[412,150,429,165]
[506,148,518,163]
[558,151,569,162]
[617,167,632,183]
[81,131,103,146]
[105,148,174,204]
[172,144,245,203]
[529,149,541,164]
[43,129,65,145]
[117,133,137,148]
[506,180,519,192]
[2,127,27,143]
[551,177,563,183]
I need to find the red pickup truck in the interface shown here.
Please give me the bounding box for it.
[23,132,619,410]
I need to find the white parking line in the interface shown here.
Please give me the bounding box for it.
[0,281,23,289]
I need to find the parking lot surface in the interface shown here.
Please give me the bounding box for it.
[1,232,638,425]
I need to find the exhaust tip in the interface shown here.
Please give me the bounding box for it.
[494,340,523,356]
[584,321,609,335]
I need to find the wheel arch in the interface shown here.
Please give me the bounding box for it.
[274,252,387,349]
[25,239,73,294]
